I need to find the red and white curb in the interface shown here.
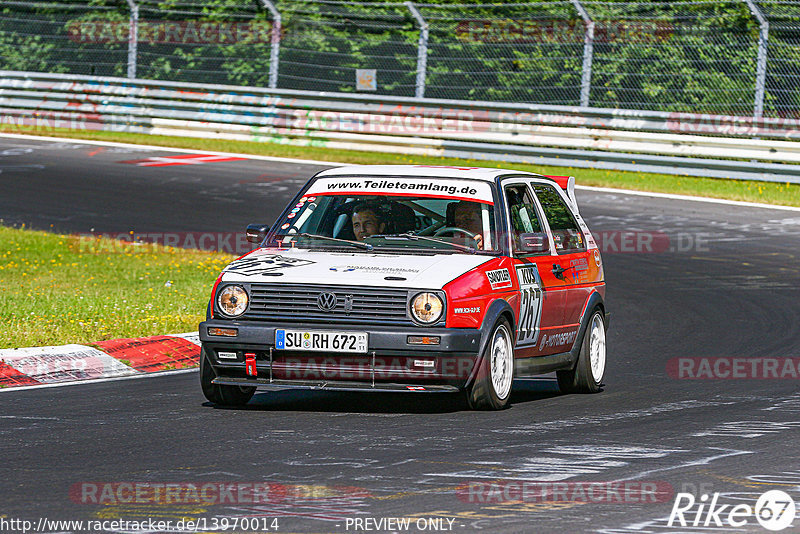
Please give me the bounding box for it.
[0,332,201,390]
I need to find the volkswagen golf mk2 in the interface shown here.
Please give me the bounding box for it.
[199,165,608,410]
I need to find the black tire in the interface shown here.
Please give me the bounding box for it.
[557,308,606,394]
[200,347,256,406]
[466,318,514,410]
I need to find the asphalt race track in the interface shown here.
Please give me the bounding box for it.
[1,136,799,533]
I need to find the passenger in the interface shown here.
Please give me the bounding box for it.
[352,202,387,241]
[453,201,485,249]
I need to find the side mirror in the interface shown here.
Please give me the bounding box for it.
[519,232,549,253]
[245,224,270,244]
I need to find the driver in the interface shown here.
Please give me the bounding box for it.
[352,202,387,241]
[453,201,484,249]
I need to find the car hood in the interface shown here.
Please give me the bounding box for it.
[219,247,492,289]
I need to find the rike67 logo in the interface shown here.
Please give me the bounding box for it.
[669,490,796,531]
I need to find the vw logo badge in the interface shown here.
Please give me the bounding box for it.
[317,292,338,311]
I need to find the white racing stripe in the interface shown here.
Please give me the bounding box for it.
[1,132,799,212]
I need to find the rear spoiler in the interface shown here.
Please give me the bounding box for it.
[543,175,578,213]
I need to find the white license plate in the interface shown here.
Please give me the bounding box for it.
[275,329,368,353]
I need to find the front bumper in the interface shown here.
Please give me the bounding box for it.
[199,320,482,391]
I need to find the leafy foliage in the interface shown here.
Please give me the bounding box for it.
[0,0,798,117]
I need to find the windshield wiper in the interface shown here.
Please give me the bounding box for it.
[368,233,476,254]
[276,232,373,251]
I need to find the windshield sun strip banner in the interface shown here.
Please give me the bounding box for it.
[305,177,495,204]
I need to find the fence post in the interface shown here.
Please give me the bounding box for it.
[743,0,768,119]
[125,0,138,79]
[570,0,593,108]
[405,1,428,99]
[259,0,282,89]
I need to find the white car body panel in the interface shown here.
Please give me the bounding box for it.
[220,247,492,289]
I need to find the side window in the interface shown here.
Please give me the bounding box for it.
[504,184,543,254]
[532,184,585,252]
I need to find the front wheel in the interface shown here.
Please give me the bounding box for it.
[200,347,256,406]
[557,309,606,394]
[466,319,514,410]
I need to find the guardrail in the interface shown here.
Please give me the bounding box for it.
[1,70,799,183]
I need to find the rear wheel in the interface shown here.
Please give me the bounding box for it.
[557,309,606,394]
[200,347,256,406]
[467,319,514,410]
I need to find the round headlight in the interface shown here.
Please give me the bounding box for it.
[217,285,248,317]
[410,292,444,324]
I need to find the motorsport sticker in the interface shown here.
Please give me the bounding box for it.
[516,264,543,347]
[454,307,481,314]
[539,330,578,351]
[569,257,589,282]
[577,218,594,244]
[223,254,314,276]
[307,177,494,203]
[329,265,421,274]
[486,268,512,289]
[593,249,602,267]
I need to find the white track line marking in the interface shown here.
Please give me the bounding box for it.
[2,132,799,212]
[578,184,800,212]
[0,132,342,166]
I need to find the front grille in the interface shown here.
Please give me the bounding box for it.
[244,283,413,325]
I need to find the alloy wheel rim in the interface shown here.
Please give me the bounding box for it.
[589,313,606,383]
[490,325,513,400]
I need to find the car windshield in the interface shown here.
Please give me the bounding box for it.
[267,175,498,253]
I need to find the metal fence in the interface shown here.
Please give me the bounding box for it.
[3,71,799,183]
[1,0,799,119]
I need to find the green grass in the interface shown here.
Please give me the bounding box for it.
[1,126,798,348]
[4,126,800,207]
[0,225,233,349]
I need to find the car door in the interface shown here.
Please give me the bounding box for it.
[530,181,592,352]
[501,181,566,358]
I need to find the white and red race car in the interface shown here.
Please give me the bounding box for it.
[199,165,607,410]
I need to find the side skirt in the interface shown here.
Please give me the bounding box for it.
[514,352,575,377]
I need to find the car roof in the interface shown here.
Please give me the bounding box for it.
[316,164,544,183]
